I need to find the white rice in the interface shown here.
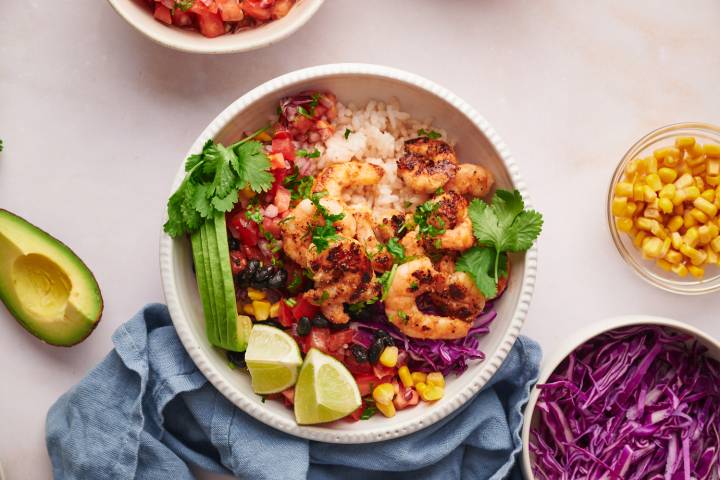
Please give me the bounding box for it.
[305,98,449,216]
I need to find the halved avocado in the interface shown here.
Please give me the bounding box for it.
[0,209,103,346]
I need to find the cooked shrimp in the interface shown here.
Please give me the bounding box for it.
[431,192,474,251]
[303,239,381,324]
[384,257,484,340]
[400,230,426,257]
[445,163,494,198]
[397,137,458,194]
[373,209,407,243]
[351,206,394,273]
[280,197,356,267]
[313,161,384,197]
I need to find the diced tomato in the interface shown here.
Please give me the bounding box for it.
[229,250,247,275]
[354,373,378,397]
[307,328,330,352]
[189,1,219,14]
[217,0,244,21]
[373,363,395,380]
[153,4,172,24]
[272,130,295,161]
[172,9,193,26]
[291,115,314,134]
[262,216,282,239]
[278,301,295,327]
[196,10,225,38]
[271,0,294,19]
[281,387,295,405]
[326,329,356,352]
[228,212,259,246]
[274,186,291,213]
[344,351,373,375]
[292,297,319,320]
[346,399,366,422]
[240,0,272,20]
[269,152,286,170]
[241,244,263,262]
[393,385,420,410]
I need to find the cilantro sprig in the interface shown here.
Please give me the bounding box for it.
[413,199,445,239]
[417,128,441,139]
[164,127,274,238]
[309,192,345,252]
[456,190,542,297]
[283,166,314,201]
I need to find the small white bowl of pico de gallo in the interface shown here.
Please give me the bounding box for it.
[106,0,325,54]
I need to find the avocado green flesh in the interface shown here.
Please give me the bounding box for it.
[0,209,103,346]
[189,213,249,352]
[191,229,218,347]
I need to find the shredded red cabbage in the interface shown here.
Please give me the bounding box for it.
[350,302,497,376]
[530,325,720,480]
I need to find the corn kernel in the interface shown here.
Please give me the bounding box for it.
[373,383,395,405]
[643,185,657,202]
[626,201,639,216]
[398,366,413,388]
[688,265,705,278]
[675,173,694,189]
[414,382,428,395]
[643,207,661,220]
[636,217,655,231]
[671,232,683,250]
[252,300,271,321]
[646,156,658,173]
[691,143,705,157]
[376,401,396,418]
[704,144,720,158]
[664,155,680,167]
[656,259,672,271]
[651,222,667,239]
[616,218,633,232]
[684,211,698,229]
[660,237,672,257]
[707,247,718,265]
[709,223,719,238]
[427,372,445,388]
[243,304,254,315]
[419,385,444,402]
[676,136,696,149]
[687,154,707,167]
[694,197,718,217]
[612,197,628,216]
[690,208,709,224]
[668,215,684,232]
[702,189,716,202]
[634,231,647,248]
[615,182,633,197]
[708,175,720,187]
[645,173,663,191]
[684,227,700,248]
[654,146,680,160]
[672,263,689,277]
[379,346,399,368]
[633,183,645,202]
[672,189,687,206]
[659,184,676,199]
[411,372,427,384]
[681,244,707,265]
[658,198,673,214]
[658,167,678,184]
[247,288,266,300]
[636,157,648,173]
[642,237,664,259]
[684,186,701,200]
[698,225,713,245]
[270,302,280,318]
[711,236,720,253]
[692,165,707,177]
[665,249,683,264]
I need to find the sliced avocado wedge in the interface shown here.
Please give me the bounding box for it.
[203,218,229,345]
[191,229,219,347]
[212,212,250,352]
[0,209,103,346]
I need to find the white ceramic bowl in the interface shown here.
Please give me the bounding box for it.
[159,63,538,443]
[106,0,324,54]
[520,315,720,478]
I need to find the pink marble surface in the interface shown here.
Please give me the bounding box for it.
[1,1,720,478]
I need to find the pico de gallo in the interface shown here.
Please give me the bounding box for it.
[149,0,297,38]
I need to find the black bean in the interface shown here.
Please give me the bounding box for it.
[253,265,275,284]
[267,269,288,289]
[311,315,329,328]
[296,316,311,336]
[226,350,246,368]
[368,338,385,364]
[329,321,350,331]
[374,330,394,347]
[238,260,260,283]
[350,344,368,363]
[228,236,240,251]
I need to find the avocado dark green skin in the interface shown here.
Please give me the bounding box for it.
[0,209,104,347]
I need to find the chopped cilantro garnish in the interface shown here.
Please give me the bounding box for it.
[173,0,193,12]
[297,106,313,119]
[308,93,320,115]
[417,128,441,139]
[320,291,330,303]
[360,405,378,420]
[245,206,263,224]
[284,298,298,307]
[413,199,446,239]
[296,148,321,158]
[397,310,408,324]
[287,274,302,291]
[309,192,345,252]
[435,187,445,196]
[386,237,405,263]
[284,166,314,201]
[410,281,419,291]
[344,128,352,139]
[402,200,413,209]
[379,264,398,301]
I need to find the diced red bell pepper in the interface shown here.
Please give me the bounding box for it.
[344,352,373,375]
[346,399,366,422]
[229,250,247,275]
[278,301,295,327]
[292,297,319,320]
[172,9,193,26]
[228,212,259,246]
[393,384,419,410]
[373,363,395,380]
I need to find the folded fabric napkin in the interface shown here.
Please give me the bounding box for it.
[46,304,541,480]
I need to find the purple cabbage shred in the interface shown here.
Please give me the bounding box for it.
[530,325,720,480]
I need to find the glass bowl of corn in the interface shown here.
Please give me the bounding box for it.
[608,123,720,294]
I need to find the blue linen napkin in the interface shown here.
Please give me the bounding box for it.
[46,304,541,480]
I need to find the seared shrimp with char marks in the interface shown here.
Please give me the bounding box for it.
[280,197,356,267]
[445,163,494,198]
[384,257,485,339]
[373,209,407,243]
[351,206,394,273]
[303,239,381,324]
[313,161,384,197]
[430,191,474,251]
[398,137,458,194]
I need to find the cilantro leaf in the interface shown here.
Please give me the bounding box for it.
[233,141,274,193]
[386,238,405,263]
[456,247,507,298]
[505,210,544,252]
[417,128,441,139]
[378,264,398,301]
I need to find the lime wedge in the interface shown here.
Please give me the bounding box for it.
[245,325,302,394]
[294,348,361,425]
